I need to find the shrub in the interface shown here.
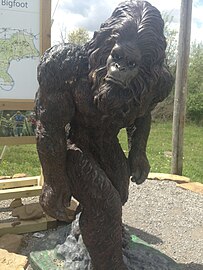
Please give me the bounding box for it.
[187,90,203,125]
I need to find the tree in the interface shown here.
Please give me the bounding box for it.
[151,13,178,121]
[60,25,68,44]
[188,42,203,94]
[162,12,178,72]
[187,42,203,124]
[67,28,90,45]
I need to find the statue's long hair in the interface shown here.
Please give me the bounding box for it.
[87,1,170,105]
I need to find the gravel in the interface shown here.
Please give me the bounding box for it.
[0,179,203,270]
[123,180,203,270]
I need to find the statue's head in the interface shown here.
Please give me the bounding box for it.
[87,1,172,114]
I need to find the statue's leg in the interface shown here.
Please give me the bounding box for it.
[67,146,127,270]
[96,137,130,205]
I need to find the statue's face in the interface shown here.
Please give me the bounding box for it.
[105,41,141,88]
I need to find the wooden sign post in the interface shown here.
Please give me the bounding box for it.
[171,0,193,175]
[0,0,51,145]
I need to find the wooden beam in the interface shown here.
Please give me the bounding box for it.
[171,0,193,175]
[40,0,51,54]
[0,215,57,236]
[0,145,7,163]
[0,186,42,200]
[0,176,39,190]
[0,99,34,110]
[0,136,36,146]
[38,169,44,186]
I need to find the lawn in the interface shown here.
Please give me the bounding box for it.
[0,121,202,183]
[0,144,40,177]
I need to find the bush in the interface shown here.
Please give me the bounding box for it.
[187,91,203,125]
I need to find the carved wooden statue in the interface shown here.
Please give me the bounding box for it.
[35,1,173,269]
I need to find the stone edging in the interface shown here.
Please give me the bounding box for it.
[148,173,203,195]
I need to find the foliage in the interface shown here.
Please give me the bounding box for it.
[187,42,203,124]
[151,12,178,121]
[67,28,90,45]
[188,42,203,94]
[162,12,178,73]
[187,91,203,124]
[156,15,203,124]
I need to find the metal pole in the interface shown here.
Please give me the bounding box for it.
[171,0,193,175]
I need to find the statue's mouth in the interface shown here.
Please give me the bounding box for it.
[105,75,127,88]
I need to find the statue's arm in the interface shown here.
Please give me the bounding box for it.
[126,113,151,184]
[127,64,174,184]
[35,45,76,221]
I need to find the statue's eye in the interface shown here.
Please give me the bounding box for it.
[112,53,121,61]
[128,61,136,68]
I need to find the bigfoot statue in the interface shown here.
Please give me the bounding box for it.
[35,1,173,269]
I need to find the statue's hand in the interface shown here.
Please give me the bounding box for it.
[40,181,72,221]
[128,150,150,185]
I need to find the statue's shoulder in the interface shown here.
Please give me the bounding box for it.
[38,43,89,81]
[40,43,87,65]
[43,42,77,55]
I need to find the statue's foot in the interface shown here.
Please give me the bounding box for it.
[40,183,71,221]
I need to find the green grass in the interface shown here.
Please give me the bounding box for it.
[0,144,40,177]
[0,121,202,183]
[119,121,203,183]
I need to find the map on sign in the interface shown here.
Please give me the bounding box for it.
[0,0,40,99]
[0,28,39,91]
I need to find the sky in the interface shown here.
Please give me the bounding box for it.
[51,0,203,45]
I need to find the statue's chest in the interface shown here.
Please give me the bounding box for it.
[73,82,148,129]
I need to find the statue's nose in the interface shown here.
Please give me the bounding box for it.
[115,63,126,71]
